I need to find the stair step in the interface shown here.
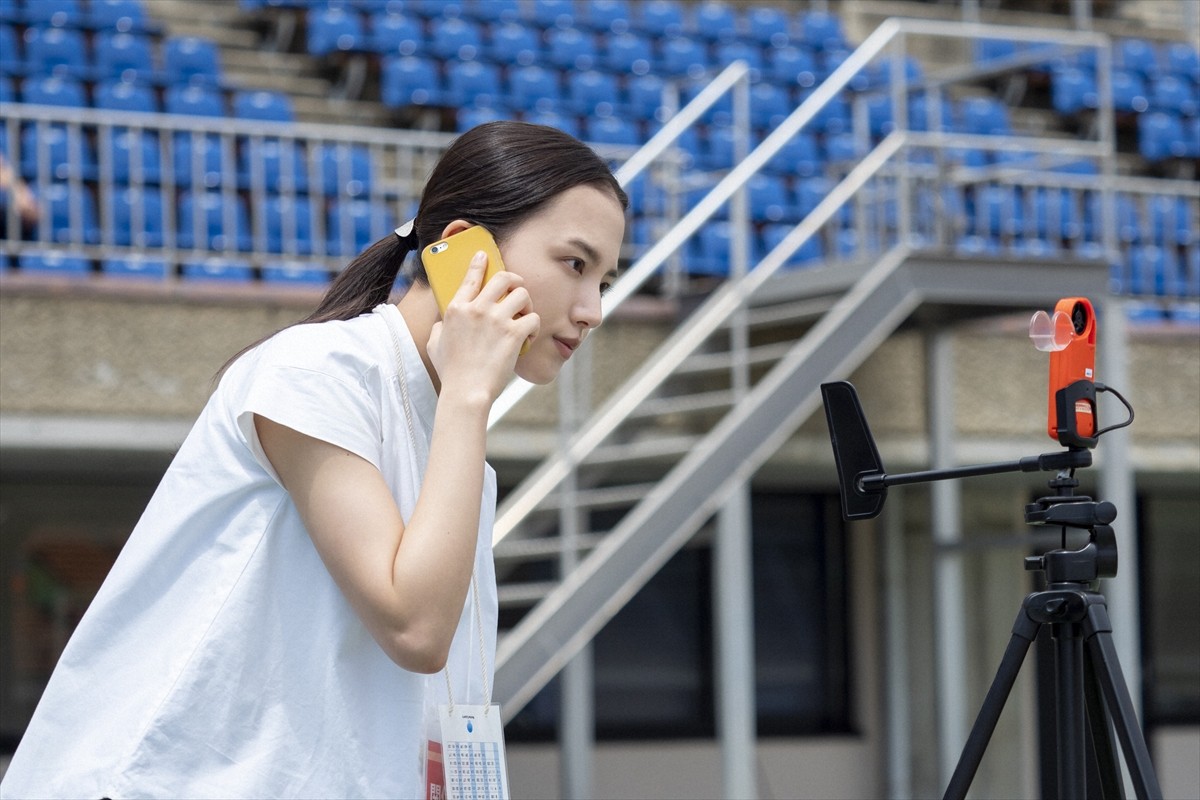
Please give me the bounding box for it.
[498,581,557,608]
[585,433,701,467]
[494,532,605,562]
[629,388,736,420]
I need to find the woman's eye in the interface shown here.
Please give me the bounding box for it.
[567,258,585,272]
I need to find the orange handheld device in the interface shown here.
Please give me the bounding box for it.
[1045,297,1098,448]
[421,225,507,316]
[420,225,531,355]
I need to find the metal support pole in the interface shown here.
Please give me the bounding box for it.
[883,492,913,799]
[1098,295,1140,799]
[558,353,593,800]
[927,328,969,790]
[715,68,758,800]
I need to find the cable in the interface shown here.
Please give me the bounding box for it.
[1093,383,1135,438]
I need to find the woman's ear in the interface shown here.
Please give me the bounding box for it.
[438,219,474,241]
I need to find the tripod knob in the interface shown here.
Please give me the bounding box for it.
[1096,501,1117,525]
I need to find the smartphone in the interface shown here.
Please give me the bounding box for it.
[1046,296,1097,445]
[420,224,531,355]
[421,225,507,316]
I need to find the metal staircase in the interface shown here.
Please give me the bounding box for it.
[488,18,1118,720]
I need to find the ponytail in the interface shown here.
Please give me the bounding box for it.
[300,229,416,325]
[214,229,414,381]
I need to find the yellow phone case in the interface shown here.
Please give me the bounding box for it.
[421,225,507,316]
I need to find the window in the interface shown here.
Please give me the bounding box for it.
[504,491,852,741]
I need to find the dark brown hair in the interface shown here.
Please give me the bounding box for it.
[220,121,628,375]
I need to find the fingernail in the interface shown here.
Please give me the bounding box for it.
[472,250,487,264]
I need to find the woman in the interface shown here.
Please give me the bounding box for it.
[1,121,628,797]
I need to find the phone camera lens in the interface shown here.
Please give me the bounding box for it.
[1071,302,1087,334]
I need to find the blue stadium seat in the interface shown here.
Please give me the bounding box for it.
[747,173,796,223]
[262,261,331,286]
[580,0,630,34]
[232,89,294,121]
[106,128,163,183]
[691,1,736,44]
[810,91,850,134]
[795,175,831,218]
[87,0,151,34]
[1115,38,1159,78]
[799,10,845,51]
[238,138,308,193]
[40,182,100,244]
[0,23,20,73]
[564,68,618,116]
[823,132,862,164]
[1163,41,1200,83]
[626,73,667,120]
[750,81,790,128]
[444,58,501,107]
[427,15,482,61]
[635,0,684,38]
[0,0,21,25]
[21,26,90,78]
[764,131,820,177]
[367,11,421,56]
[317,143,372,197]
[762,221,824,268]
[93,31,156,82]
[1147,194,1193,248]
[485,20,539,66]
[1051,66,1098,114]
[745,5,791,48]
[21,74,88,106]
[456,105,510,131]
[177,190,252,251]
[462,0,519,24]
[699,124,736,170]
[714,40,765,82]
[602,30,653,75]
[21,123,97,181]
[163,36,221,85]
[325,198,394,256]
[687,220,734,275]
[1138,111,1188,161]
[1111,69,1150,113]
[1186,117,1200,159]
[523,109,580,139]
[506,64,561,113]
[306,6,365,56]
[173,132,230,189]
[1126,244,1169,295]
[908,93,955,131]
[583,115,640,147]
[768,45,817,89]
[545,26,597,71]
[20,0,82,28]
[165,83,225,116]
[182,259,253,282]
[0,74,13,102]
[262,194,315,254]
[380,54,441,107]
[531,0,574,30]
[18,251,92,275]
[106,184,164,246]
[971,184,1022,238]
[102,257,169,279]
[94,78,157,112]
[660,34,706,79]
[960,96,1010,135]
[1150,74,1198,116]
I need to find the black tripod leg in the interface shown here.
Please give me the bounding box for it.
[1084,653,1126,800]
[943,610,1040,800]
[1085,605,1164,800]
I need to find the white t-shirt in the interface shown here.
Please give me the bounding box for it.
[1,304,499,799]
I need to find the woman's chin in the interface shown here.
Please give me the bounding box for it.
[514,353,559,386]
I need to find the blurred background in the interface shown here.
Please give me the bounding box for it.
[1,0,1197,797]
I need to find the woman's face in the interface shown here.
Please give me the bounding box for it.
[498,184,626,385]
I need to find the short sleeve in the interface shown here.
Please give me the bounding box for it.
[235,360,384,486]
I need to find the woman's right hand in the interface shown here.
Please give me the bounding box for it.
[426,250,539,406]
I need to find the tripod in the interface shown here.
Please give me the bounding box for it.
[818,381,1161,800]
[943,469,1162,800]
